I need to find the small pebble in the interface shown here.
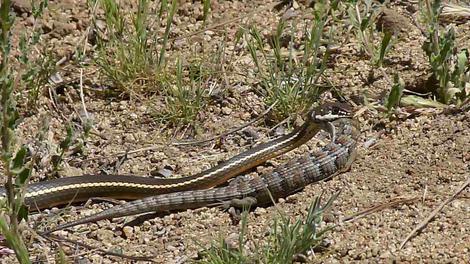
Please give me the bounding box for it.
[221,107,232,115]
[122,226,133,239]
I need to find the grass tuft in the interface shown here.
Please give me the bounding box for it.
[156,57,212,126]
[95,0,218,127]
[241,3,334,122]
[94,0,177,95]
[345,0,394,66]
[199,193,338,263]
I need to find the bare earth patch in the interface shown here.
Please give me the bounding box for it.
[1,0,469,263]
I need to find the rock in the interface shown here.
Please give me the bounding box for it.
[12,0,32,15]
[376,8,414,36]
[242,127,260,140]
[224,233,240,251]
[53,21,77,37]
[96,229,114,242]
[60,166,84,177]
[380,250,392,259]
[165,244,177,252]
[221,107,232,115]
[76,258,90,264]
[254,207,267,216]
[122,226,134,239]
[150,167,173,178]
[323,212,336,223]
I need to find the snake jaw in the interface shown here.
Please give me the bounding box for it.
[325,121,337,142]
[309,102,353,142]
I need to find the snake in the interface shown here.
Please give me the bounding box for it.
[0,103,352,212]
[46,104,358,232]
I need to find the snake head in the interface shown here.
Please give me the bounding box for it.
[310,102,352,122]
[309,102,353,142]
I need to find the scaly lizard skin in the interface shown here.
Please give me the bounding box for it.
[46,118,358,233]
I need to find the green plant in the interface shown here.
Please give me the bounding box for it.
[242,5,332,121]
[421,0,470,104]
[199,193,338,263]
[199,209,250,264]
[384,73,404,114]
[15,0,55,112]
[0,0,33,262]
[0,0,52,262]
[50,118,92,174]
[201,0,211,25]
[51,124,73,172]
[345,0,394,66]
[94,0,177,94]
[157,57,211,126]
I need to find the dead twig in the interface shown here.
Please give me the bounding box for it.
[78,69,89,120]
[116,100,278,157]
[342,196,419,223]
[440,3,470,24]
[74,101,279,167]
[40,233,156,262]
[399,177,470,249]
[172,100,278,147]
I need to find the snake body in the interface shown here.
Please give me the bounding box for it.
[0,103,358,233]
[0,108,327,210]
[48,116,358,232]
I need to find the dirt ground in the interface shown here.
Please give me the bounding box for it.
[1,0,469,263]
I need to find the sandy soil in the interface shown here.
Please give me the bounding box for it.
[1,0,469,263]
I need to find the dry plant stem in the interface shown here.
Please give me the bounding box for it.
[378,67,392,85]
[399,177,470,249]
[114,100,278,156]
[342,196,419,223]
[461,97,470,110]
[355,4,373,57]
[79,69,89,119]
[42,234,155,261]
[171,100,278,146]
[56,0,100,67]
[47,86,61,116]
[48,69,100,123]
[440,3,470,23]
[267,115,291,135]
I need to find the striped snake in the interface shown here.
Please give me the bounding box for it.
[0,103,358,232]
